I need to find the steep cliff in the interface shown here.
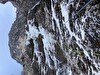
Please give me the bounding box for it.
[0,0,100,75]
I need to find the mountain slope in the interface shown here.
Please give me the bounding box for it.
[0,0,100,75]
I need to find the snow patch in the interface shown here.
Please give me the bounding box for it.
[60,2,91,60]
[26,19,56,69]
[51,0,63,47]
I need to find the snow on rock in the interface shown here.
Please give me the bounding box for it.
[4,0,100,75]
[26,19,56,65]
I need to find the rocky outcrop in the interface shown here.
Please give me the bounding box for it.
[0,0,100,75]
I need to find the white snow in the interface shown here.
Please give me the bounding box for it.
[60,2,73,37]
[60,1,91,61]
[51,0,62,35]
[68,69,72,75]
[80,26,85,40]
[60,2,100,74]
[91,66,100,75]
[26,19,57,69]
[25,0,100,75]
[51,0,63,48]
[34,39,42,65]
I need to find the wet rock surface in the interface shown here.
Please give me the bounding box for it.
[0,0,100,75]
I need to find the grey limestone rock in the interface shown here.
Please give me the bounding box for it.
[0,0,100,75]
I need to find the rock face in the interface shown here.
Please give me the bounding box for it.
[0,0,100,75]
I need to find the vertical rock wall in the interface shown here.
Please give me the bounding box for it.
[0,0,100,75]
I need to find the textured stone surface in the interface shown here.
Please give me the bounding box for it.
[0,0,100,75]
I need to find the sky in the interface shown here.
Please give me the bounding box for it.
[0,2,22,75]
